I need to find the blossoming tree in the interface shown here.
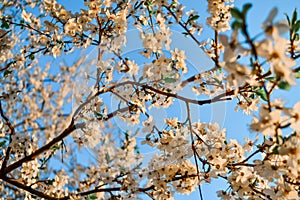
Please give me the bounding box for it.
[0,0,300,199]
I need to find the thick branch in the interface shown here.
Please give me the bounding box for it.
[116,81,232,105]
[3,121,84,175]
[2,176,63,200]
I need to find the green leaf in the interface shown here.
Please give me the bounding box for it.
[293,66,300,72]
[187,15,199,24]
[285,13,291,26]
[292,9,297,25]
[231,20,242,30]
[265,76,277,81]
[29,54,35,60]
[144,1,151,6]
[293,20,300,32]
[272,145,279,154]
[119,166,126,173]
[249,94,255,99]
[163,77,177,83]
[94,112,100,117]
[294,33,300,41]
[39,166,47,170]
[3,69,12,77]
[105,153,111,163]
[242,3,252,16]
[212,77,222,85]
[295,71,300,78]
[278,81,291,90]
[124,131,129,141]
[150,10,157,15]
[45,179,54,185]
[94,111,102,118]
[87,194,97,200]
[230,8,244,21]
[256,89,268,102]
[51,144,60,150]
[0,140,6,148]
[1,20,9,29]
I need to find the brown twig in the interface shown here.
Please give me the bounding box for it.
[0,101,15,174]
[186,102,203,200]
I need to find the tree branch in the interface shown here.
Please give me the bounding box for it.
[3,121,84,175]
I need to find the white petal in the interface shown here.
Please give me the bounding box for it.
[262,7,278,28]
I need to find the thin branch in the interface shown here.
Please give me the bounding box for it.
[164,6,205,51]
[180,66,220,87]
[214,30,219,67]
[0,101,15,174]
[250,186,272,200]
[0,30,11,39]
[186,102,203,200]
[0,46,48,72]
[229,144,267,167]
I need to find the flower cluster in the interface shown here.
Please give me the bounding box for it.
[206,0,234,32]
